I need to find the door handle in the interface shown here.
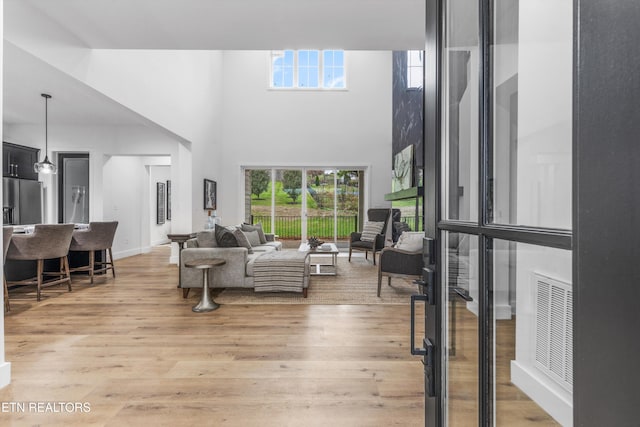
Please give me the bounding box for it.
[410,294,428,355]
[450,286,473,302]
[422,338,436,397]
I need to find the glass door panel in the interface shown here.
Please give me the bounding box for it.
[335,170,360,245]
[274,169,302,245]
[245,169,273,231]
[444,232,479,426]
[492,240,571,426]
[60,154,89,224]
[306,169,336,242]
[442,0,479,222]
[490,0,572,228]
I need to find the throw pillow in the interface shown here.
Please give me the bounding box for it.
[395,231,424,252]
[196,230,218,248]
[360,221,385,242]
[232,228,253,254]
[243,230,261,247]
[215,224,239,248]
[241,222,267,244]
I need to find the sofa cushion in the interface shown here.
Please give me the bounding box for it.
[251,244,278,253]
[260,241,282,251]
[361,221,385,242]
[233,228,253,254]
[243,230,262,247]
[215,225,239,247]
[196,230,218,248]
[246,252,268,276]
[241,223,267,244]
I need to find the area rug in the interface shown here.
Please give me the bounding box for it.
[213,255,419,305]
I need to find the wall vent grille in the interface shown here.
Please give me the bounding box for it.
[534,273,573,392]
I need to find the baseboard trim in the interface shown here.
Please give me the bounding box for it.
[511,360,572,426]
[0,361,11,388]
[112,248,143,260]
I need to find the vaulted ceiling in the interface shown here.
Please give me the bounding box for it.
[3,0,425,126]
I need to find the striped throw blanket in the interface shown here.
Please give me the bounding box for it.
[253,251,308,293]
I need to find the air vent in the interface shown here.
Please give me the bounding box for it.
[534,273,573,392]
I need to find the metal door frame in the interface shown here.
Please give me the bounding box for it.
[423,0,573,425]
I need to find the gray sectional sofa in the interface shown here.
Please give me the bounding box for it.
[180,228,310,297]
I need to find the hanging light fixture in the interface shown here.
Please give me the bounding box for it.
[33,93,57,174]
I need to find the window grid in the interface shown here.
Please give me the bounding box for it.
[407,50,424,89]
[270,50,346,90]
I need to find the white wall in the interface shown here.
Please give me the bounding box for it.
[102,156,146,258]
[512,1,573,425]
[516,0,572,230]
[218,50,392,224]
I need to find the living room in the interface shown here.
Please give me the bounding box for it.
[3,3,405,263]
[0,1,431,425]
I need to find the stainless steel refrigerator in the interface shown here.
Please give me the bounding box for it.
[2,177,43,225]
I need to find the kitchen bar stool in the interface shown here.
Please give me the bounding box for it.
[69,221,118,284]
[3,226,13,312]
[6,224,75,301]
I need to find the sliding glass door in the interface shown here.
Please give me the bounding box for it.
[245,167,363,246]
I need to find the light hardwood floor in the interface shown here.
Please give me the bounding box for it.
[1,246,425,426]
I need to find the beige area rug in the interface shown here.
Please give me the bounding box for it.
[213,254,419,305]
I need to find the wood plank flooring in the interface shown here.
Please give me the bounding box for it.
[0,246,425,426]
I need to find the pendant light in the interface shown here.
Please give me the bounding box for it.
[33,93,57,174]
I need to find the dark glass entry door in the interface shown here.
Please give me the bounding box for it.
[421,0,573,425]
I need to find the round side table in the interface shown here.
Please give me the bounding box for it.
[184,258,226,313]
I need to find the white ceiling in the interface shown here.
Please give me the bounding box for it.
[3,0,426,127]
[3,42,147,126]
[24,0,426,50]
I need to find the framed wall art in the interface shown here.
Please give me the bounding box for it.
[166,180,171,221]
[157,182,166,224]
[204,179,217,210]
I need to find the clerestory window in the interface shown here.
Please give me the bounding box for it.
[271,50,346,89]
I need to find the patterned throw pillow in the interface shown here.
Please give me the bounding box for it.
[241,223,267,244]
[232,228,253,254]
[360,221,385,242]
[215,224,239,248]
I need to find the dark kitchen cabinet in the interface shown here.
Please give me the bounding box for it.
[3,142,40,181]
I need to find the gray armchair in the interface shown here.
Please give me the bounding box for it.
[348,208,391,265]
[377,246,423,297]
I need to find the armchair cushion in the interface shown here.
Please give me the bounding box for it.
[361,221,385,242]
[395,231,423,252]
[379,247,424,276]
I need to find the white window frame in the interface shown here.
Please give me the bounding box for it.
[269,50,347,90]
[407,50,424,89]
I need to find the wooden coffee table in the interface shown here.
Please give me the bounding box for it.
[298,242,339,276]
